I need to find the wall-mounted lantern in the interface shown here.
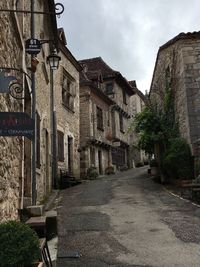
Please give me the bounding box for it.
[47,50,61,70]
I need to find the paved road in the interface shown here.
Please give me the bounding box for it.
[57,167,200,267]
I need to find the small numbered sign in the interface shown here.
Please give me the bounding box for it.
[25,38,41,55]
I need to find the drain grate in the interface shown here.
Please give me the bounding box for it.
[57,250,82,258]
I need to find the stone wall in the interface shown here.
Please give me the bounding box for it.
[79,85,112,177]
[129,94,147,166]
[0,2,23,222]
[54,48,80,178]
[150,36,200,152]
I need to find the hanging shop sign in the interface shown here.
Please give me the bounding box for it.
[0,112,34,140]
[25,38,41,55]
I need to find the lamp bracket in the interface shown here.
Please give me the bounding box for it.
[0,67,32,100]
[0,2,64,16]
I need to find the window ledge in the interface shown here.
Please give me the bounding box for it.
[97,127,104,132]
[62,103,75,114]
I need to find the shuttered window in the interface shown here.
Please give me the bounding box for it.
[97,106,103,130]
[57,130,64,162]
[119,113,124,133]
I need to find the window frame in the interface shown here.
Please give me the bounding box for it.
[119,112,125,133]
[57,130,64,162]
[96,106,104,131]
[62,68,75,112]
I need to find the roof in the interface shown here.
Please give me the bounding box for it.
[79,57,135,95]
[150,31,200,94]
[160,31,200,51]
[81,81,114,105]
[79,57,119,78]
[58,28,82,72]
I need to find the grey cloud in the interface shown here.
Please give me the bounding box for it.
[58,0,200,92]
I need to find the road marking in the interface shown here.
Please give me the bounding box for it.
[164,187,200,208]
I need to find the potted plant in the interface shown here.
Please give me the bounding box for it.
[86,166,98,179]
[105,165,115,175]
[0,220,41,267]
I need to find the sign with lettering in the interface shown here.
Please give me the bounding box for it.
[25,38,41,55]
[0,112,34,140]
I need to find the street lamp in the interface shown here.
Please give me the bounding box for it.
[47,50,61,189]
[47,50,61,70]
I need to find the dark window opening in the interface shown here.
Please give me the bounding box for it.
[57,130,64,162]
[105,83,114,95]
[62,69,75,111]
[119,113,124,133]
[97,106,103,130]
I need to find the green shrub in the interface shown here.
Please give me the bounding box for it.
[86,166,98,179]
[0,220,40,267]
[105,166,115,175]
[161,138,194,180]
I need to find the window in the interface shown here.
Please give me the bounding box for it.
[62,69,75,111]
[36,111,40,168]
[90,147,95,166]
[119,113,124,133]
[122,90,127,104]
[97,106,103,130]
[105,83,114,95]
[57,130,64,162]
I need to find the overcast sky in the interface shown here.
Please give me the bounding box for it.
[58,0,200,93]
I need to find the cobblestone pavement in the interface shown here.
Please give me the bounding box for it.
[57,167,200,267]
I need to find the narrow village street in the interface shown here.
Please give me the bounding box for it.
[57,167,200,267]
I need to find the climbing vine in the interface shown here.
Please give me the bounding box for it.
[131,85,178,155]
[130,83,194,180]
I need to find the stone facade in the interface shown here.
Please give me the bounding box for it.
[79,57,135,176]
[54,28,81,179]
[79,84,113,177]
[129,81,147,166]
[0,2,24,222]
[0,0,60,221]
[150,32,200,154]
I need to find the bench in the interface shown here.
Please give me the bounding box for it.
[26,217,53,266]
[39,238,53,267]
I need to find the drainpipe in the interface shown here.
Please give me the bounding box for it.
[50,68,57,188]
[31,0,37,205]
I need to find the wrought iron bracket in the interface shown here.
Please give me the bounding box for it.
[0,67,32,100]
[0,2,64,16]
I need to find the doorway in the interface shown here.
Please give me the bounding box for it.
[68,136,73,174]
[98,150,103,175]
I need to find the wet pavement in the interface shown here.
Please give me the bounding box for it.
[57,167,200,267]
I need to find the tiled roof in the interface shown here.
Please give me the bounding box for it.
[79,57,135,95]
[79,57,119,78]
[160,31,200,51]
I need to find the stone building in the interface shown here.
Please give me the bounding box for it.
[129,81,147,166]
[0,0,59,221]
[79,57,135,176]
[54,28,82,180]
[149,32,200,172]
